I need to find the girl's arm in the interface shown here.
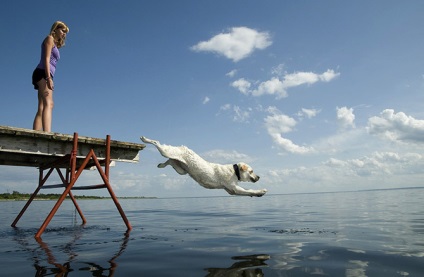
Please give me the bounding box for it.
[42,35,54,90]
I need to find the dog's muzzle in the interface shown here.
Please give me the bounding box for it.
[251,175,260,182]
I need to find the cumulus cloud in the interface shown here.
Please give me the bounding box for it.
[265,151,424,192]
[111,171,151,192]
[202,149,253,163]
[220,103,231,111]
[298,108,320,119]
[233,69,340,99]
[367,109,424,143]
[337,106,355,128]
[157,174,190,191]
[233,106,251,123]
[312,128,365,155]
[231,78,251,94]
[218,104,251,123]
[191,27,272,62]
[202,96,210,104]
[252,77,286,98]
[226,69,237,77]
[323,151,424,176]
[264,107,314,154]
[271,64,285,76]
[283,70,336,87]
[265,113,296,134]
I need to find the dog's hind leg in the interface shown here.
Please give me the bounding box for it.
[141,136,186,160]
[158,159,188,175]
[141,136,159,146]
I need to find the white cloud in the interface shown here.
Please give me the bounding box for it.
[312,128,365,155]
[157,174,190,191]
[111,171,151,192]
[271,64,285,76]
[265,115,295,138]
[283,69,339,90]
[269,133,314,154]
[283,71,321,87]
[231,78,251,94]
[233,105,251,123]
[298,108,320,119]
[202,149,253,163]
[226,69,237,77]
[337,106,355,128]
[265,151,424,192]
[191,27,272,62]
[320,69,340,82]
[367,109,424,143]
[233,69,340,99]
[202,96,210,104]
[252,77,286,98]
[220,103,231,111]
[264,107,314,154]
[323,151,424,176]
[218,104,251,123]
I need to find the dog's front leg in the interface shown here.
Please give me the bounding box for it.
[227,184,267,197]
[224,188,236,195]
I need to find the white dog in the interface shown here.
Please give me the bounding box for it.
[141,137,267,197]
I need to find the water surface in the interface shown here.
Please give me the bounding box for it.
[1,188,423,276]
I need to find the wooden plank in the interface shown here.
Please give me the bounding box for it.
[0,125,145,168]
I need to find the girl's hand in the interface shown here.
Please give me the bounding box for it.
[46,78,54,90]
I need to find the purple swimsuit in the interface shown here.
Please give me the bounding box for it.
[36,43,60,77]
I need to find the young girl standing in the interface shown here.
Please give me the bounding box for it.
[32,21,69,132]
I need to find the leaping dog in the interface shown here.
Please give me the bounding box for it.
[141,137,267,197]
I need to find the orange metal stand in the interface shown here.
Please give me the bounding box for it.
[11,133,132,238]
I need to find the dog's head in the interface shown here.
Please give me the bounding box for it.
[236,162,260,183]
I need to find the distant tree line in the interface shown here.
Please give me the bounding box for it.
[0,191,155,200]
[0,191,104,200]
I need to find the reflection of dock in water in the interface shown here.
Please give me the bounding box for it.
[1,126,145,238]
[13,227,130,277]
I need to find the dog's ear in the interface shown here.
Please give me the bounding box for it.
[240,163,248,171]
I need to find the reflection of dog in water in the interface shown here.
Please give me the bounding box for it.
[141,137,267,197]
[205,254,270,276]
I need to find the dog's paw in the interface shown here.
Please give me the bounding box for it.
[255,189,267,197]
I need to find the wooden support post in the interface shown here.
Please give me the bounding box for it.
[11,167,54,227]
[103,135,132,231]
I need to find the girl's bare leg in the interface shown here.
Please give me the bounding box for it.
[33,79,54,132]
[33,92,44,131]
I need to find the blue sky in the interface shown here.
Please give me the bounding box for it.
[1,0,424,198]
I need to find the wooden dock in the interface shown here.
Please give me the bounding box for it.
[0,125,145,168]
[0,125,146,238]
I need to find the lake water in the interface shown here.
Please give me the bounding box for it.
[1,188,423,276]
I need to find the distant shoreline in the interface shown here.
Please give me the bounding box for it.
[0,191,156,201]
[1,186,423,201]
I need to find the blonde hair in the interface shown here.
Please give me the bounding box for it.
[49,21,69,48]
